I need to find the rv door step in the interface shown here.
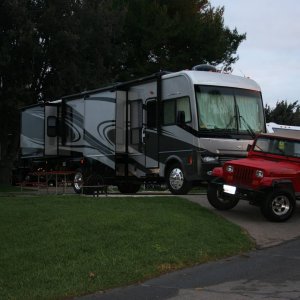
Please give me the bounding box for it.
[148,168,160,174]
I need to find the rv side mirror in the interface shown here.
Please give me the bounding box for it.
[47,116,58,137]
[177,111,186,126]
[246,144,252,152]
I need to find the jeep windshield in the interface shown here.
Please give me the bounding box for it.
[195,86,265,138]
[253,136,300,158]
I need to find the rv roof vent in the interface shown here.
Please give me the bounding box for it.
[192,64,217,72]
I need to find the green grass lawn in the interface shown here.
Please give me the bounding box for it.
[0,195,254,300]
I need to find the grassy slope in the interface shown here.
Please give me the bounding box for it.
[0,196,254,300]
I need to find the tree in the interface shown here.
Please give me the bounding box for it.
[0,0,125,183]
[117,0,246,80]
[265,100,300,125]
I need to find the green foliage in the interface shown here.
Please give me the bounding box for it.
[0,0,125,178]
[0,195,253,299]
[0,0,245,105]
[118,0,245,79]
[265,100,300,125]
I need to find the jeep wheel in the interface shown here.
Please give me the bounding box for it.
[261,191,295,222]
[166,163,191,195]
[207,183,239,210]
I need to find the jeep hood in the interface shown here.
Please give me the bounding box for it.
[228,157,299,174]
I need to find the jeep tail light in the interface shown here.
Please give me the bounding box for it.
[226,165,234,173]
[255,170,264,178]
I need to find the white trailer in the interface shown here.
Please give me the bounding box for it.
[20,66,266,194]
[267,122,300,134]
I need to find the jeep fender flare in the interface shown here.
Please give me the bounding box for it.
[259,179,295,198]
[269,179,295,198]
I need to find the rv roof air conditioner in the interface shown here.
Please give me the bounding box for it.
[192,64,217,72]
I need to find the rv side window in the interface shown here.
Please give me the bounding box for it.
[163,97,191,125]
[47,116,58,137]
[164,100,176,124]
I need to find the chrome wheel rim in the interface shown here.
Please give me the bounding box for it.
[169,168,184,190]
[74,172,83,191]
[271,195,290,216]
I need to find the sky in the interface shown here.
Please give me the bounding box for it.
[209,0,300,108]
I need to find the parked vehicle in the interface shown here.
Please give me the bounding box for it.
[20,66,265,194]
[267,122,300,133]
[207,131,300,222]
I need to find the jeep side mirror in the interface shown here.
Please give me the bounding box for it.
[246,144,252,152]
[177,111,186,126]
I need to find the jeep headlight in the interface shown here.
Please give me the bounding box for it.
[202,156,219,163]
[226,165,234,173]
[255,170,264,178]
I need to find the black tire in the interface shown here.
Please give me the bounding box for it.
[166,163,191,195]
[207,183,239,210]
[73,170,83,194]
[117,182,141,194]
[260,190,295,222]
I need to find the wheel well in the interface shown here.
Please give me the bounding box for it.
[272,180,295,197]
[164,158,182,178]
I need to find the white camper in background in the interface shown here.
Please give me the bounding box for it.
[266,122,300,134]
[20,66,266,194]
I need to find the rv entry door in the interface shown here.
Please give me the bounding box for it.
[145,99,159,168]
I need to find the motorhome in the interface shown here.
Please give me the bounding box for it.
[20,66,266,194]
[266,122,300,134]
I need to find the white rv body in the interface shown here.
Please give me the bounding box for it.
[267,122,300,134]
[20,68,265,194]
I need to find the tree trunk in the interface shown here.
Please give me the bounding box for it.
[0,160,13,184]
[0,133,19,185]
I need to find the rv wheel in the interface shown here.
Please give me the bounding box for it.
[73,170,83,194]
[166,163,191,195]
[207,183,239,210]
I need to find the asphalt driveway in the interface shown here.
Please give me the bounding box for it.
[184,194,300,248]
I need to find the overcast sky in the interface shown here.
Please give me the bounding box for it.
[209,0,300,108]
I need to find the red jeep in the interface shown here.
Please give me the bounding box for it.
[207,132,300,222]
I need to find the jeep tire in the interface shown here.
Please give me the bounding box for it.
[261,190,295,222]
[207,183,239,210]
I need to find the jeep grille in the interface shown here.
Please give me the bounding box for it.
[232,166,254,185]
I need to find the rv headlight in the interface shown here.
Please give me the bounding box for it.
[255,170,264,178]
[226,165,234,173]
[202,156,218,163]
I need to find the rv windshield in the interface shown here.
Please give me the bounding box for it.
[195,86,265,137]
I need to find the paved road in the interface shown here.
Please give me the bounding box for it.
[185,194,300,249]
[76,193,300,300]
[78,238,300,300]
